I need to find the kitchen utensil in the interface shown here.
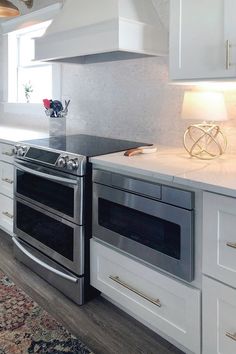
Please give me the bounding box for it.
[124,146,157,157]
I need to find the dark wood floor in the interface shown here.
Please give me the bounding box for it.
[0,231,183,354]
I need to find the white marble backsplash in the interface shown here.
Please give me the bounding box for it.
[61,55,190,145]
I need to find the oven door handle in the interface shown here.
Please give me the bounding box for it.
[12,237,78,283]
[14,162,78,185]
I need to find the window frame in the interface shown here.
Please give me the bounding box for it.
[1,4,62,115]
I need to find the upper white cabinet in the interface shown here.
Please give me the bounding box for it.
[169,0,236,80]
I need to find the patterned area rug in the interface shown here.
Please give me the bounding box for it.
[0,270,93,354]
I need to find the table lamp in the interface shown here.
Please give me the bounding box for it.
[181,91,228,159]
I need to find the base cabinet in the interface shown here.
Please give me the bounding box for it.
[0,143,14,163]
[203,192,236,289]
[0,193,14,234]
[0,143,15,235]
[90,238,201,354]
[203,276,236,354]
[0,161,14,198]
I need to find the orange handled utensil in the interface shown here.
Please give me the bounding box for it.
[124,146,157,157]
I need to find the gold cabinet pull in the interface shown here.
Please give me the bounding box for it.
[226,242,236,249]
[2,211,13,219]
[1,178,13,184]
[226,40,232,70]
[109,275,161,307]
[2,151,14,157]
[226,332,236,341]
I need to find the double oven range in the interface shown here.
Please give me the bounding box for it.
[13,134,146,305]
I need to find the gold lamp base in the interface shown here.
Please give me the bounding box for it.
[183,123,227,160]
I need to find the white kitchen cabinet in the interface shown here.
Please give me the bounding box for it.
[90,238,201,354]
[203,192,236,289]
[0,142,15,235]
[203,276,236,354]
[0,193,14,234]
[169,0,236,80]
[0,143,14,163]
[0,161,14,198]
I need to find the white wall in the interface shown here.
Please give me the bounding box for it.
[1,0,236,149]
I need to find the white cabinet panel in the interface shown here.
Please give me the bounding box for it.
[203,192,236,288]
[203,276,236,354]
[0,144,15,235]
[170,0,236,80]
[0,143,14,163]
[0,162,14,198]
[224,0,236,72]
[0,194,14,234]
[90,239,201,354]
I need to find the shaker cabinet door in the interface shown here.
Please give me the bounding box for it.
[0,162,14,198]
[91,239,201,354]
[224,0,236,75]
[203,192,236,288]
[169,0,236,80]
[203,276,236,354]
[0,194,14,235]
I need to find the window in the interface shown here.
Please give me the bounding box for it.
[1,4,61,114]
[8,21,54,104]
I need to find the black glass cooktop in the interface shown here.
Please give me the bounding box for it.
[24,134,150,157]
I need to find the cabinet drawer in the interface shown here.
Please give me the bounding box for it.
[90,239,201,354]
[203,192,236,288]
[0,194,14,234]
[203,276,236,354]
[0,143,14,163]
[0,162,14,198]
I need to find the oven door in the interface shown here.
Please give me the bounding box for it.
[93,183,194,282]
[14,160,83,225]
[14,197,84,275]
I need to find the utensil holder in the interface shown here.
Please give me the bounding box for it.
[49,117,67,137]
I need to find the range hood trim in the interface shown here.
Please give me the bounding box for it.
[34,0,168,63]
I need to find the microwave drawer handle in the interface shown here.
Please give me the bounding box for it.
[14,162,77,185]
[109,275,161,307]
[12,237,78,283]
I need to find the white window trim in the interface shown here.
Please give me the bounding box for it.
[1,3,62,115]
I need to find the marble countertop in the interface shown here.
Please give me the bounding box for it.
[0,126,48,144]
[90,146,236,197]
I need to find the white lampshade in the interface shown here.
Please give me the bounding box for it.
[181,91,228,122]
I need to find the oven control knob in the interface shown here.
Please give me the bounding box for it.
[57,156,68,168]
[17,146,27,157]
[67,159,79,170]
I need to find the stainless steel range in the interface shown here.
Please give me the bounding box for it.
[13,134,147,305]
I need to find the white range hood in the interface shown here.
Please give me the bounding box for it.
[35,0,168,63]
